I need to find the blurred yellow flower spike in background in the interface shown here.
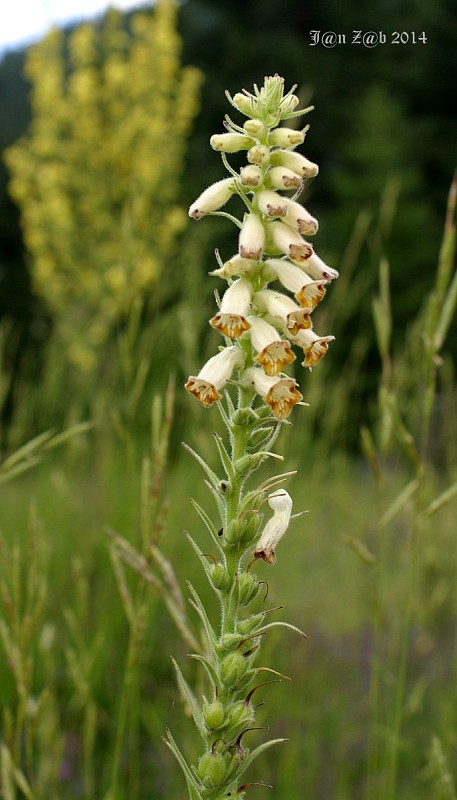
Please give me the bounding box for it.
[5,0,202,372]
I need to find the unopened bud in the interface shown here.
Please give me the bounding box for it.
[243,118,265,138]
[247,145,270,165]
[268,127,305,148]
[197,750,227,787]
[220,651,248,687]
[239,165,263,188]
[210,133,255,153]
[238,572,261,606]
[225,701,254,731]
[210,563,232,592]
[257,189,287,218]
[238,613,264,634]
[232,92,256,116]
[279,93,300,115]
[270,149,319,178]
[204,700,226,730]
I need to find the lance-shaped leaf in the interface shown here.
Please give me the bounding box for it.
[163,729,204,800]
[213,432,236,481]
[253,620,308,640]
[189,653,220,691]
[171,657,206,738]
[187,582,219,652]
[189,498,224,554]
[182,441,221,488]
[233,737,288,782]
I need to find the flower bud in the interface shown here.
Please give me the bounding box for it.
[220,632,243,650]
[197,750,228,787]
[239,165,263,188]
[247,145,270,165]
[220,651,248,687]
[238,572,261,606]
[243,118,265,138]
[204,700,226,730]
[268,127,305,148]
[253,490,293,564]
[231,92,256,116]
[238,613,264,634]
[279,93,300,115]
[210,563,232,591]
[210,133,255,153]
[189,177,235,219]
[267,221,313,264]
[225,701,254,732]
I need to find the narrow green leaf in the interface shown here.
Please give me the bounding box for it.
[182,441,221,488]
[171,657,206,738]
[421,481,457,518]
[189,498,224,554]
[163,729,204,800]
[187,582,218,651]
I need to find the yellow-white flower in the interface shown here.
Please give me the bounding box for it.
[239,165,263,187]
[253,289,312,336]
[257,190,287,218]
[247,145,270,165]
[263,258,327,310]
[282,198,319,236]
[185,346,244,407]
[293,329,335,368]
[210,133,255,152]
[267,166,303,191]
[189,178,235,219]
[210,278,253,338]
[209,254,259,280]
[301,251,339,282]
[268,221,313,264]
[242,367,303,420]
[239,213,265,260]
[246,315,296,376]
[268,127,305,148]
[253,490,293,564]
[270,149,319,178]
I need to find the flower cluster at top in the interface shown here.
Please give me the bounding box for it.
[185,76,338,420]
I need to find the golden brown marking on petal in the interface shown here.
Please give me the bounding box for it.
[296,282,326,310]
[296,217,318,236]
[256,341,296,377]
[287,310,312,335]
[301,341,330,368]
[239,245,263,260]
[265,379,303,420]
[210,313,251,338]
[185,377,220,407]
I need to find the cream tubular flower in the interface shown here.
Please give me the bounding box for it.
[268,221,313,264]
[185,346,244,407]
[239,213,265,260]
[239,165,263,188]
[242,367,303,420]
[282,197,319,236]
[268,127,305,148]
[246,315,296,376]
[253,490,293,564]
[293,329,335,368]
[267,167,303,191]
[210,278,252,338]
[209,254,258,279]
[253,289,312,336]
[210,133,255,152]
[270,149,319,178]
[247,145,270,165]
[257,190,287,218]
[301,251,339,282]
[264,258,327,311]
[189,178,235,219]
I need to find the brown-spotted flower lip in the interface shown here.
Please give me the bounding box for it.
[293,329,335,368]
[246,315,295,377]
[185,346,245,407]
[263,259,327,311]
[242,367,303,420]
[210,278,253,338]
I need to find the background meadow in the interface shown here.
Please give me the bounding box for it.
[0,0,456,798]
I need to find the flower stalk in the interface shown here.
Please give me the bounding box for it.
[170,75,338,799]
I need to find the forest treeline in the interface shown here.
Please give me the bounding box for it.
[0,0,455,447]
